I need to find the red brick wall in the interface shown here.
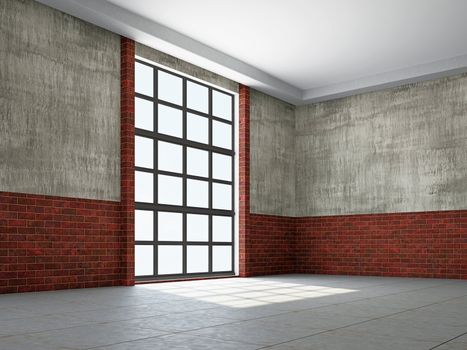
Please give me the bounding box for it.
[120,37,135,286]
[0,192,122,293]
[296,211,467,279]
[246,214,296,276]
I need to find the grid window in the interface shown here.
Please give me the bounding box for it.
[134,60,235,279]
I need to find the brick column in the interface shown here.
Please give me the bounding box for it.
[120,37,135,286]
[239,84,250,277]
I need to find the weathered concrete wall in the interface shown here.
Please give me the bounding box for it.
[0,0,120,200]
[296,73,467,216]
[136,43,238,93]
[251,90,296,216]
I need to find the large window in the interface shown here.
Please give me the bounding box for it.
[134,59,235,279]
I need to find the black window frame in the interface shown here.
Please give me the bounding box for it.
[134,58,236,281]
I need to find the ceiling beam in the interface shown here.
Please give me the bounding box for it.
[301,54,467,104]
[35,0,467,105]
[36,0,302,104]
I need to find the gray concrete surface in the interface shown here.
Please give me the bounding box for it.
[295,73,467,216]
[0,275,465,349]
[0,0,120,201]
[250,90,296,216]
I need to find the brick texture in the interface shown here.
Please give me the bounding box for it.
[246,214,296,276]
[296,211,467,279]
[0,192,122,293]
[120,37,135,286]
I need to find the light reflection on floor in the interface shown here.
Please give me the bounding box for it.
[139,278,357,308]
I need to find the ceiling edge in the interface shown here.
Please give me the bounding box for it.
[35,0,302,104]
[35,0,467,106]
[300,54,467,104]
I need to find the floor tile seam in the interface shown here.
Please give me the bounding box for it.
[81,332,173,350]
[429,330,467,350]
[1,281,464,341]
[0,278,459,322]
[2,286,465,339]
[82,327,262,350]
[7,290,465,341]
[228,285,467,325]
[255,293,467,349]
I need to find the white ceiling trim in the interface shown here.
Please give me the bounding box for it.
[36,0,467,105]
[35,0,302,104]
[301,54,467,104]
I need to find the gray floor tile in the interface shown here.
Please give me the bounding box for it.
[69,304,167,323]
[186,319,325,346]
[434,343,467,350]
[266,329,438,350]
[21,323,167,350]
[0,275,465,350]
[92,333,260,350]
[345,317,466,343]
[0,313,87,336]
[110,313,234,332]
[252,309,369,331]
[0,334,73,350]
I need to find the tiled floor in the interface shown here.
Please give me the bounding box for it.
[0,275,466,349]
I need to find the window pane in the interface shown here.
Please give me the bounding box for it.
[158,141,183,173]
[135,98,153,131]
[187,246,209,273]
[135,171,153,203]
[187,179,208,208]
[134,64,236,279]
[187,81,208,113]
[135,210,153,241]
[187,147,208,178]
[135,62,153,97]
[213,183,231,210]
[187,113,208,144]
[158,70,182,105]
[158,104,182,138]
[187,214,208,242]
[135,245,154,276]
[213,216,232,242]
[213,120,232,149]
[158,245,182,275]
[212,90,232,121]
[212,153,232,181]
[135,136,153,169]
[213,246,232,272]
[158,212,182,241]
[158,175,182,206]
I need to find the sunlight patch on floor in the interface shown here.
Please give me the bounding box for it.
[139,278,358,308]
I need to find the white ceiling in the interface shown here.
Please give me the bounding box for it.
[37,0,467,104]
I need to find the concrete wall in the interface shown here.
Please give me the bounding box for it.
[0,0,120,201]
[250,90,296,216]
[296,73,467,216]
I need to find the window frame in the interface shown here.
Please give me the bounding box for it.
[134,59,236,280]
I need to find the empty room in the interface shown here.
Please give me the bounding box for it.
[1,0,466,349]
